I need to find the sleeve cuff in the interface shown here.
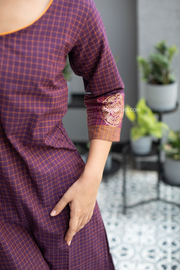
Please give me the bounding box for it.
[88,125,121,142]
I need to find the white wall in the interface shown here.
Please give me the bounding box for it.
[137,0,180,130]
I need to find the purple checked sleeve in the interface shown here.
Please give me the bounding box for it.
[69,0,125,142]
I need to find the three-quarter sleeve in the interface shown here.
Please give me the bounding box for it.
[69,0,125,142]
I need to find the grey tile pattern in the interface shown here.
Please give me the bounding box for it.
[97,169,180,270]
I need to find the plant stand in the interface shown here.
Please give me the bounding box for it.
[122,102,180,214]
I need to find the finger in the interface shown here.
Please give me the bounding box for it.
[75,217,85,233]
[50,193,70,217]
[79,210,93,225]
[75,214,91,234]
[78,224,85,231]
[65,216,79,246]
[78,211,93,230]
[78,216,89,230]
[72,211,94,236]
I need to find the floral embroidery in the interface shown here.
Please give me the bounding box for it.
[98,93,124,127]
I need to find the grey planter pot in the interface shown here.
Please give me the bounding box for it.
[80,151,112,172]
[80,152,88,163]
[67,81,72,105]
[146,81,178,111]
[131,136,152,155]
[164,157,180,185]
[104,153,113,172]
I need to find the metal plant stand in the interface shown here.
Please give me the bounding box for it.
[122,103,180,215]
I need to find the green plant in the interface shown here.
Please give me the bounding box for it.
[161,130,180,160]
[63,55,73,81]
[137,40,178,85]
[125,98,168,141]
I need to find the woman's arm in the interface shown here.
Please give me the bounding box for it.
[50,139,112,246]
[50,0,124,246]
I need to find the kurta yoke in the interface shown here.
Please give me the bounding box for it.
[0,0,124,269]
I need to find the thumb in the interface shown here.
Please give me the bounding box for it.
[50,192,71,217]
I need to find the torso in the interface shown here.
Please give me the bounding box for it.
[0,0,52,34]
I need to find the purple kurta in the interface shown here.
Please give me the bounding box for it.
[0,0,124,269]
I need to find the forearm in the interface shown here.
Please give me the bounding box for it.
[82,139,112,183]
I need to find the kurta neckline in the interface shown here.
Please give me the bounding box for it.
[0,0,54,36]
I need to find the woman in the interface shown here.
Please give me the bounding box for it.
[0,0,124,269]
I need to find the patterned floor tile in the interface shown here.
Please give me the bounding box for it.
[97,168,180,270]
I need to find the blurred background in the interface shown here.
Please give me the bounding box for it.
[63,0,180,142]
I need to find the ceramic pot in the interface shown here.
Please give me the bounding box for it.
[146,81,178,111]
[131,136,152,155]
[164,157,180,185]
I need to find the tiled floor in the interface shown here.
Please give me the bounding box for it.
[97,167,180,270]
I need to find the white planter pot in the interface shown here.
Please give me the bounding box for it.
[146,81,178,111]
[164,157,180,185]
[131,136,152,155]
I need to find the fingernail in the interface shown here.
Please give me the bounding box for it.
[68,241,71,246]
[50,210,56,216]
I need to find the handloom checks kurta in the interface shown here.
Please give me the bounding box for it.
[0,0,124,269]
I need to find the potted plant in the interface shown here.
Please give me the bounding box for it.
[137,40,178,111]
[63,55,73,105]
[161,130,180,185]
[125,98,168,155]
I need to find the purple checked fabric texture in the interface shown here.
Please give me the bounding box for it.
[0,0,124,269]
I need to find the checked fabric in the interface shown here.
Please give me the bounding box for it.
[0,0,124,269]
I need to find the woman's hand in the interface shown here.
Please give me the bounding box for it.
[50,139,112,246]
[50,171,100,246]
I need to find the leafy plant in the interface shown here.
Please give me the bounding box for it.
[137,40,178,85]
[161,130,180,160]
[125,98,169,141]
[63,55,73,81]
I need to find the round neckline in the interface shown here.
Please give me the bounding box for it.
[0,0,54,36]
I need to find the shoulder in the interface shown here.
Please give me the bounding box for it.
[53,0,100,31]
[54,0,97,16]
[52,0,101,42]
[55,0,90,10]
